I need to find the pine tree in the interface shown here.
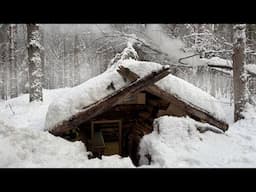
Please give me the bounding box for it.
[8,24,18,98]
[0,24,9,100]
[27,24,43,102]
[40,27,46,89]
[232,24,249,122]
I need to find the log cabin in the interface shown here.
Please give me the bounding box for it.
[45,59,229,166]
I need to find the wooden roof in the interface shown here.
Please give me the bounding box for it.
[49,65,171,136]
[49,65,228,136]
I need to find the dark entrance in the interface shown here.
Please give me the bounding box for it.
[91,120,122,157]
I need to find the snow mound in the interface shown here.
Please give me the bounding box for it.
[0,88,70,131]
[245,64,256,75]
[202,57,232,67]
[45,59,226,131]
[0,124,134,168]
[139,115,256,168]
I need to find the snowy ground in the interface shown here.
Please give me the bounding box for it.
[0,89,134,168]
[139,104,256,168]
[1,88,256,168]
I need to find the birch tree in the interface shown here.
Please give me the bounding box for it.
[232,24,249,122]
[27,24,43,102]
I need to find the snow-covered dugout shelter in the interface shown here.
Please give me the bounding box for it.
[45,59,228,166]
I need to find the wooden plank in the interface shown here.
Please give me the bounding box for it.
[117,66,229,131]
[117,92,146,105]
[50,65,171,136]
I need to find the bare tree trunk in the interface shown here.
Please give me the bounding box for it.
[0,55,3,99]
[0,25,8,99]
[3,44,8,100]
[73,34,80,86]
[63,35,69,87]
[9,24,18,98]
[0,44,6,99]
[27,24,43,102]
[232,24,248,122]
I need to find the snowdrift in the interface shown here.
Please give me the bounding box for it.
[0,124,134,168]
[139,115,256,168]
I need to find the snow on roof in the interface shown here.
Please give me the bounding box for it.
[156,71,225,121]
[45,59,226,131]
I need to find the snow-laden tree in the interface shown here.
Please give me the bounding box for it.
[0,25,8,100]
[8,24,18,98]
[27,24,43,102]
[232,24,249,122]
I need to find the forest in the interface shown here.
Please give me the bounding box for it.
[1,24,256,168]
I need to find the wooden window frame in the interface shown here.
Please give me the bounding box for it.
[91,120,122,155]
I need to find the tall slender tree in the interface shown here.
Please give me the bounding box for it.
[232,24,249,122]
[27,24,43,102]
[73,34,80,86]
[0,43,7,99]
[40,26,46,89]
[0,24,9,100]
[63,34,69,87]
[9,24,18,98]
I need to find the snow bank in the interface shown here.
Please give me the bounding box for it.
[0,124,134,168]
[1,79,256,168]
[139,115,256,168]
[0,88,70,131]
[245,64,256,75]
[201,57,232,67]
[45,59,226,131]
[0,89,135,168]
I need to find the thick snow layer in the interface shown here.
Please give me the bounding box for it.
[0,88,70,131]
[201,57,232,67]
[1,88,256,168]
[139,107,256,168]
[245,64,256,75]
[0,124,134,168]
[45,59,226,131]
[0,90,134,168]
[156,72,226,121]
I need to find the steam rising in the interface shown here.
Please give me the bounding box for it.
[145,24,204,66]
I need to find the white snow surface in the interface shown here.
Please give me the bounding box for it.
[245,64,256,75]
[201,57,232,67]
[139,106,256,168]
[45,59,226,131]
[0,89,134,168]
[0,88,70,131]
[0,124,134,168]
[1,86,256,167]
